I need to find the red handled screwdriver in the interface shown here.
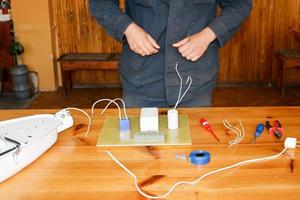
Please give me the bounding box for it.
[200,118,220,142]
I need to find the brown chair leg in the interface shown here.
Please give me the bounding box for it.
[62,70,72,97]
[276,59,282,89]
[281,65,287,96]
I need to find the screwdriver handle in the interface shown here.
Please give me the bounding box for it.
[255,123,265,138]
[200,118,220,142]
[200,118,213,132]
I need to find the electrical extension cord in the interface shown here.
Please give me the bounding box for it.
[105,137,297,199]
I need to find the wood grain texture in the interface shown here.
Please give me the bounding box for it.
[0,107,300,199]
[50,0,300,85]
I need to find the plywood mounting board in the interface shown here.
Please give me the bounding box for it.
[97,115,191,146]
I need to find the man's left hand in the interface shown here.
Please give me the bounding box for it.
[172,27,216,62]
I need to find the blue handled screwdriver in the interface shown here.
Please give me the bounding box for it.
[251,123,265,144]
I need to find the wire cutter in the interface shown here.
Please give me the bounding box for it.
[266,120,283,139]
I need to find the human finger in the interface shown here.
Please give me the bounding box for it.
[172,37,189,47]
[144,40,158,54]
[147,34,160,49]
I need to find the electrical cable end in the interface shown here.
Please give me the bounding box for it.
[284,137,297,149]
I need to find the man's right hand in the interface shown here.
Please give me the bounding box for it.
[124,23,160,56]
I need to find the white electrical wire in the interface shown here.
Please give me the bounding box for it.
[232,121,244,144]
[101,98,128,119]
[105,147,288,199]
[223,120,245,146]
[239,121,245,143]
[65,107,92,138]
[91,99,122,119]
[174,62,182,108]
[223,120,241,145]
[174,77,192,109]
[174,63,193,110]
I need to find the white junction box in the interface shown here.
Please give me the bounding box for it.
[140,107,159,132]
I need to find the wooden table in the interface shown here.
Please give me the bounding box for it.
[0,107,300,200]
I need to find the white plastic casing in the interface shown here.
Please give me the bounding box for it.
[168,109,178,130]
[140,108,159,132]
[0,110,74,183]
[284,137,297,149]
[55,109,74,133]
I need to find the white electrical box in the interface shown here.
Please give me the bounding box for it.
[140,107,159,132]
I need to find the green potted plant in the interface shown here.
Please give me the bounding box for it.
[8,39,32,99]
[9,39,24,65]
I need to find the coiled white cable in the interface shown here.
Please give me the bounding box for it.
[223,120,245,146]
[105,147,288,199]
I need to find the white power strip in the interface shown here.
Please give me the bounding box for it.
[0,109,74,183]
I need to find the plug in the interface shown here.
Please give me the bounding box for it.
[55,109,74,133]
[284,137,297,149]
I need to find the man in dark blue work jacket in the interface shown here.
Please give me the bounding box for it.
[90,0,252,108]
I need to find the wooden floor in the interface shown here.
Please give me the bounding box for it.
[28,86,300,109]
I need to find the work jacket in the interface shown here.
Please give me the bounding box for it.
[90,0,252,105]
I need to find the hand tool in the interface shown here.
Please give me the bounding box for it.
[266,120,283,139]
[273,120,283,139]
[251,123,264,144]
[200,118,220,142]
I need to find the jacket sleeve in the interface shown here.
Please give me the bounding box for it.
[90,0,133,42]
[208,0,252,47]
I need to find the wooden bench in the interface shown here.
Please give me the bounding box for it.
[275,49,300,96]
[57,53,120,95]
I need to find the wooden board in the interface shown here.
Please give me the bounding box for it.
[97,115,191,146]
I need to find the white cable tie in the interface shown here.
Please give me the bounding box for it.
[105,148,287,199]
[65,107,92,138]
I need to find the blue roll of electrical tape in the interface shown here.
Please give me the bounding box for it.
[189,150,211,165]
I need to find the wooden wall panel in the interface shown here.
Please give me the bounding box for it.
[50,0,300,85]
[218,0,276,84]
[272,0,300,83]
[51,0,122,85]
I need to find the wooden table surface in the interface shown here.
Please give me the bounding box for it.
[0,107,299,200]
